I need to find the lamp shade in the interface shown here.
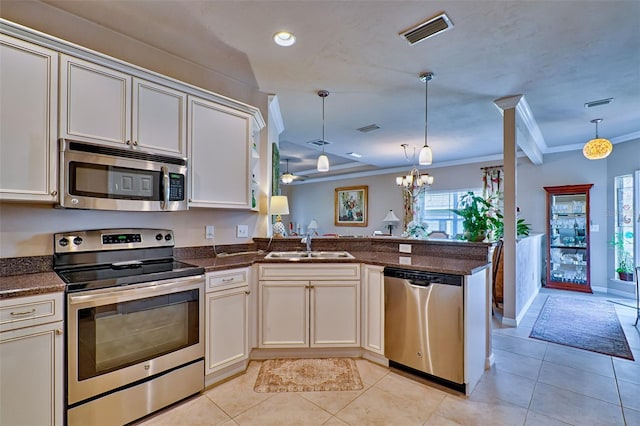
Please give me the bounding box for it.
[418,145,432,165]
[317,154,329,172]
[308,219,319,230]
[583,138,613,160]
[270,195,289,215]
[383,210,400,223]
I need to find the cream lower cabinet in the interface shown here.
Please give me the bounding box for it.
[362,264,384,355]
[0,35,58,202]
[0,293,64,426]
[258,264,360,349]
[205,268,250,375]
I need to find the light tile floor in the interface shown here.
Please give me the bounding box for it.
[139,289,640,425]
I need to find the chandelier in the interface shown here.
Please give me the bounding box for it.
[582,118,613,160]
[395,144,434,198]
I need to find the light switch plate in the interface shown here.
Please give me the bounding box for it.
[399,243,412,254]
[590,224,599,232]
[399,256,412,265]
[236,225,249,238]
[205,225,214,239]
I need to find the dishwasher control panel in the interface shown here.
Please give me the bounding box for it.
[383,267,463,286]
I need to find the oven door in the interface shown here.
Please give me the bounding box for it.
[66,275,204,405]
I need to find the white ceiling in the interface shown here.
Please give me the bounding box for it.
[41,0,640,181]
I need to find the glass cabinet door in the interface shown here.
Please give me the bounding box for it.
[544,184,593,293]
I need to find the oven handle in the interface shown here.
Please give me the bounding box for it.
[67,275,204,305]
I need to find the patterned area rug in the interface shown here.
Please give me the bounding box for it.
[254,358,364,393]
[530,296,634,360]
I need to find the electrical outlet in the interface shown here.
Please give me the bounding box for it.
[236,225,249,238]
[399,243,412,254]
[205,225,215,239]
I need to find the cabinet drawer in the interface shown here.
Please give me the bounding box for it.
[206,268,248,292]
[259,263,361,281]
[0,293,63,331]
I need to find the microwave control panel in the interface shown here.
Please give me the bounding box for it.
[169,173,185,201]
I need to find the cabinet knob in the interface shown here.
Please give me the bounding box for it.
[55,329,63,335]
[126,140,132,145]
[50,190,58,196]
[245,290,251,295]
[133,140,138,146]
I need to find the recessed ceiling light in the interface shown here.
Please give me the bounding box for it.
[347,152,363,158]
[273,31,296,47]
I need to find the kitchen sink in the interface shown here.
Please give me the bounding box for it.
[264,251,354,260]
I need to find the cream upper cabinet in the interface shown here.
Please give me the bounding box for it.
[205,269,250,375]
[258,264,360,349]
[0,35,58,202]
[361,265,384,355]
[188,96,252,209]
[60,55,186,156]
[0,293,64,426]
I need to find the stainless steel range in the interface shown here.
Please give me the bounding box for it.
[54,228,205,426]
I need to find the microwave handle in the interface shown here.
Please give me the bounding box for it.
[161,166,170,210]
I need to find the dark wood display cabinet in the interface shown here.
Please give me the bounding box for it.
[544,184,594,293]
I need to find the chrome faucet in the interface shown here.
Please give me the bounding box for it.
[301,232,313,253]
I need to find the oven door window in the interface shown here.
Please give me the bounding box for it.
[69,162,161,200]
[76,289,199,381]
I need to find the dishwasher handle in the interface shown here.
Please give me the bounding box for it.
[384,266,463,286]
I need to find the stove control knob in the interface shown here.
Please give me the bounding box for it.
[164,234,172,241]
[59,238,69,247]
[73,237,83,246]
[155,233,163,241]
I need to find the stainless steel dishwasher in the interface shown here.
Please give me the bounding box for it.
[384,266,464,390]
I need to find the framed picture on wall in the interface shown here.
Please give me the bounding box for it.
[334,185,368,227]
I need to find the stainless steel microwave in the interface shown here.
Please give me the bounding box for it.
[59,139,188,211]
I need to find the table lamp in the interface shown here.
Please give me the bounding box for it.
[270,195,289,237]
[383,210,400,235]
[308,219,319,236]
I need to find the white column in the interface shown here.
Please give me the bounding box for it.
[494,95,545,326]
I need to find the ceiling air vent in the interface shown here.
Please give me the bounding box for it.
[400,12,453,45]
[584,98,613,108]
[356,124,381,133]
[306,139,331,147]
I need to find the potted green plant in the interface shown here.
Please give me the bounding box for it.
[616,251,634,282]
[452,192,496,242]
[610,233,635,282]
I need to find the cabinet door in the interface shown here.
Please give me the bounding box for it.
[362,265,384,354]
[205,286,249,375]
[259,281,309,348]
[310,280,360,347]
[188,96,251,208]
[0,35,58,202]
[132,78,186,156]
[60,54,131,146]
[0,321,63,426]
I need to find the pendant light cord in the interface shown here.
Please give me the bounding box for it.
[424,75,428,147]
[322,95,325,153]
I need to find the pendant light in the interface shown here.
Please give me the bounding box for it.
[281,158,295,184]
[317,90,330,172]
[582,118,613,160]
[418,72,434,165]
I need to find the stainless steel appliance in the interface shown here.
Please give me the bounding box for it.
[54,228,205,426]
[59,139,188,211]
[384,267,465,391]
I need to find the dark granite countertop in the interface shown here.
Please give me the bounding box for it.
[0,272,66,300]
[1,249,490,299]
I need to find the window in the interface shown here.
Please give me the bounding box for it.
[614,174,635,279]
[415,189,482,238]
